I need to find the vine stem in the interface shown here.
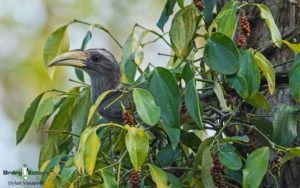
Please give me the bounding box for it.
[71,19,123,48]
[134,23,171,47]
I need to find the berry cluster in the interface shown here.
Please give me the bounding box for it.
[236,15,251,48]
[210,155,226,188]
[271,152,284,173]
[130,171,140,188]
[181,101,187,113]
[193,0,205,11]
[122,106,134,126]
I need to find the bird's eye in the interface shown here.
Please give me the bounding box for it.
[91,55,101,62]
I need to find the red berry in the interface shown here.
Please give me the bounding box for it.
[130,171,140,188]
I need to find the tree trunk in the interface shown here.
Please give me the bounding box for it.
[218,0,300,187]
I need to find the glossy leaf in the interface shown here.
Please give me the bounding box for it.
[170,5,198,58]
[228,74,248,98]
[148,164,170,188]
[43,166,60,188]
[72,88,92,147]
[16,92,45,144]
[157,145,180,167]
[203,0,218,27]
[148,67,181,128]
[157,0,176,31]
[182,62,195,84]
[216,1,238,38]
[204,32,239,75]
[272,104,300,146]
[167,172,183,188]
[161,125,180,149]
[253,51,276,95]
[220,144,242,170]
[243,147,270,188]
[289,61,300,102]
[34,97,56,131]
[44,25,70,78]
[185,79,203,129]
[74,127,100,176]
[125,127,149,171]
[101,168,118,188]
[255,4,282,47]
[133,88,161,126]
[245,92,270,111]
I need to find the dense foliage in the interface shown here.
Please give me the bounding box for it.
[16,0,300,187]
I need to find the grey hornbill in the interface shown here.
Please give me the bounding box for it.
[49,49,129,124]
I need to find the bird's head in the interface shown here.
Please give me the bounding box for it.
[49,48,121,81]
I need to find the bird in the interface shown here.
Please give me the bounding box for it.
[49,48,130,124]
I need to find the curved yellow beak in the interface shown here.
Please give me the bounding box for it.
[48,50,89,68]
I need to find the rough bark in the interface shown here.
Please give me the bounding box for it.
[218,0,300,187]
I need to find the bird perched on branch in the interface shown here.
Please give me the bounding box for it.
[49,49,128,124]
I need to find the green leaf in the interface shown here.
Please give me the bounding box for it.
[120,32,144,83]
[204,32,239,75]
[100,168,118,188]
[39,138,59,168]
[203,0,218,28]
[287,147,300,157]
[157,0,176,32]
[182,61,195,84]
[16,92,45,144]
[125,127,149,171]
[255,4,282,47]
[167,172,183,188]
[185,79,203,129]
[253,51,276,95]
[74,127,100,176]
[220,144,242,170]
[148,164,170,188]
[34,97,56,131]
[72,88,92,147]
[228,74,249,98]
[148,67,181,128]
[245,92,270,111]
[201,147,216,188]
[239,50,261,97]
[170,5,198,58]
[193,137,214,171]
[272,104,300,146]
[216,1,238,38]
[157,145,180,167]
[81,30,92,50]
[161,125,180,149]
[223,135,249,143]
[243,147,270,188]
[48,91,78,142]
[289,61,300,102]
[44,25,70,78]
[133,88,161,126]
[177,0,184,8]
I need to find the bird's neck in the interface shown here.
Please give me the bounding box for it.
[90,72,121,103]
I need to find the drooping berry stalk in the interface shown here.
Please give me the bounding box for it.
[236,14,251,48]
[210,154,226,188]
[193,0,205,11]
[130,171,140,188]
[122,106,135,126]
[271,152,284,173]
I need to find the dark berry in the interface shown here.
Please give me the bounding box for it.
[211,154,226,188]
[130,171,139,188]
[181,101,187,113]
[193,0,205,11]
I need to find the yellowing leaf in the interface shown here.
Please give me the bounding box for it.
[125,127,149,171]
[253,51,276,95]
[74,127,100,175]
[282,40,300,53]
[148,164,170,188]
[255,4,282,47]
[43,166,60,188]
